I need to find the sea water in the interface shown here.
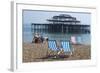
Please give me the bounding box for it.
[23,24,91,45]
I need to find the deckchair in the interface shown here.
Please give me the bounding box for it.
[48,40,59,58]
[61,40,74,56]
[48,40,58,51]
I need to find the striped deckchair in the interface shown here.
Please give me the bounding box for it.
[48,40,58,51]
[61,40,74,55]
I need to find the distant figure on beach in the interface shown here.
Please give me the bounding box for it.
[32,33,41,43]
[71,36,76,44]
[34,33,40,38]
[44,37,48,41]
[40,35,44,43]
[32,33,45,43]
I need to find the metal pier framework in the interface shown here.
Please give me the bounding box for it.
[31,14,90,34]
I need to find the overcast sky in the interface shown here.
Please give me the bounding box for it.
[23,10,91,25]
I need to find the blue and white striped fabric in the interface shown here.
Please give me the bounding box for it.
[61,41,71,52]
[48,40,57,51]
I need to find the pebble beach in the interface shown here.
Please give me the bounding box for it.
[23,41,91,63]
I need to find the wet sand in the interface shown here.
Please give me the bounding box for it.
[23,41,91,62]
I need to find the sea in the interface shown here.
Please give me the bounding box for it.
[23,24,91,45]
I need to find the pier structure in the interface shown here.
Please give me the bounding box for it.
[31,14,90,34]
